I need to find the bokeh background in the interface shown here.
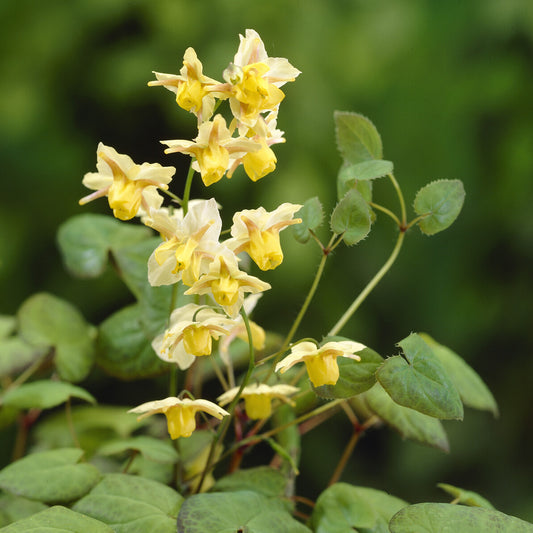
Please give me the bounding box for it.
[2,0,533,522]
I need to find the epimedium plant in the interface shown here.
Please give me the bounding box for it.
[0,29,531,533]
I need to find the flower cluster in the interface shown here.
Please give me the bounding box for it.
[79,30,365,445]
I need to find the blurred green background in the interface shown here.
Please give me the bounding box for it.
[2,0,533,521]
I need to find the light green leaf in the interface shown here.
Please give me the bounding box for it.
[377,333,463,420]
[0,338,46,378]
[291,197,323,244]
[420,334,498,416]
[310,483,407,533]
[57,213,151,278]
[17,293,95,382]
[389,503,533,533]
[0,505,113,533]
[97,436,178,464]
[314,347,383,399]
[2,380,95,410]
[0,494,47,528]
[338,166,374,201]
[97,304,168,380]
[0,448,100,504]
[413,179,465,235]
[73,473,183,533]
[338,159,393,187]
[437,483,495,509]
[334,111,383,164]
[176,490,311,533]
[362,383,449,452]
[330,188,372,245]
[0,316,15,340]
[213,467,288,499]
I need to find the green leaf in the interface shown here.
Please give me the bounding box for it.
[0,505,113,533]
[0,338,46,378]
[413,179,465,235]
[291,197,323,244]
[389,503,533,533]
[310,483,407,533]
[17,293,95,382]
[437,483,495,509]
[420,334,498,416]
[0,494,47,528]
[97,436,178,464]
[176,491,311,533]
[0,316,15,340]
[338,159,393,188]
[338,165,375,202]
[2,380,95,410]
[314,347,383,399]
[97,304,168,380]
[330,188,372,245]
[377,333,463,420]
[57,213,151,278]
[362,383,449,452]
[213,467,288,499]
[0,448,100,504]
[334,111,383,164]
[73,473,183,533]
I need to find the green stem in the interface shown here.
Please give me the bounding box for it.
[182,162,196,216]
[65,398,80,449]
[195,308,255,493]
[328,230,405,337]
[369,202,401,227]
[388,173,407,227]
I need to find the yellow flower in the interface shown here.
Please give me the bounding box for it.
[275,341,366,387]
[161,115,258,186]
[185,248,270,318]
[147,199,221,287]
[227,203,302,271]
[217,383,299,420]
[149,48,223,123]
[152,303,234,370]
[79,143,175,220]
[128,397,229,439]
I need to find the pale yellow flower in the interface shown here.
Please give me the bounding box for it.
[129,397,229,439]
[152,303,234,370]
[161,115,258,186]
[275,341,366,387]
[79,143,175,220]
[147,199,221,287]
[149,47,223,124]
[185,247,270,318]
[227,203,302,271]
[217,383,299,420]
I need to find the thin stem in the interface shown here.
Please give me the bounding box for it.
[369,202,401,227]
[182,162,196,216]
[65,399,81,449]
[328,230,405,336]
[327,428,360,486]
[7,350,50,391]
[161,188,182,204]
[405,212,430,230]
[210,356,229,391]
[388,173,407,227]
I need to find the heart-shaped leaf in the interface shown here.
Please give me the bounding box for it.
[331,188,372,245]
[334,111,383,164]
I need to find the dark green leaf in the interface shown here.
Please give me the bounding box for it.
[57,213,150,278]
[17,293,95,382]
[334,111,383,164]
[291,197,323,244]
[0,448,100,504]
[377,333,463,420]
[314,347,382,399]
[213,467,288,499]
[330,189,372,245]
[420,334,498,416]
[362,383,449,452]
[437,483,495,509]
[2,380,95,410]
[389,503,533,533]
[0,505,113,533]
[413,179,465,235]
[97,436,178,464]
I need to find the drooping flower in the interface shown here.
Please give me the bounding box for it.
[149,48,223,124]
[152,303,234,370]
[147,198,222,287]
[217,383,299,420]
[185,247,270,317]
[227,203,302,271]
[161,115,258,186]
[79,143,175,220]
[275,340,366,387]
[214,29,301,128]
[128,397,229,439]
